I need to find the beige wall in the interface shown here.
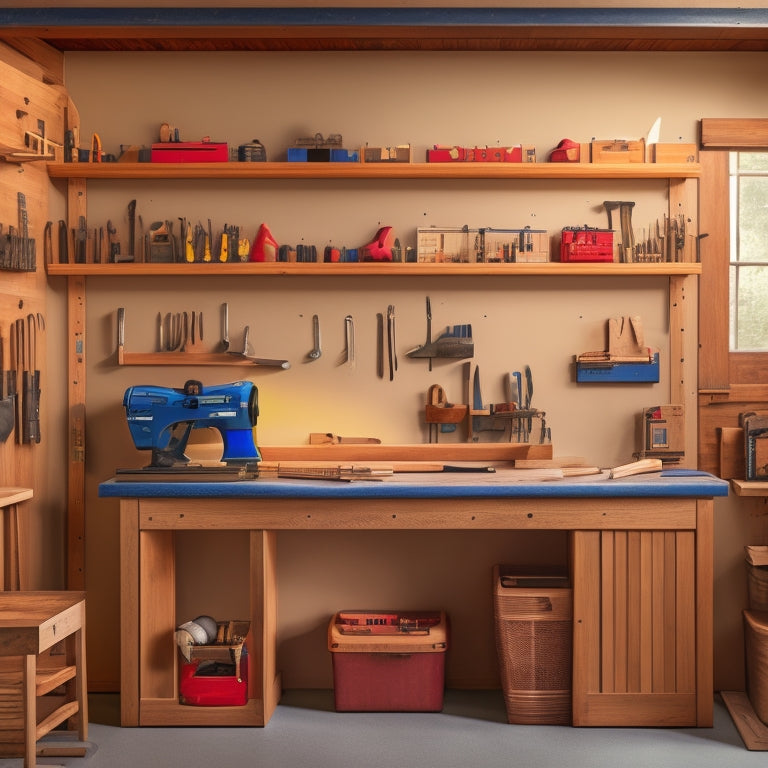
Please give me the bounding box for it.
[58,50,768,691]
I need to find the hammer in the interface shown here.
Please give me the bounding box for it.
[604,200,636,262]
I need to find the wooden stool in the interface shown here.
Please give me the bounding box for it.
[0,488,33,590]
[0,591,88,767]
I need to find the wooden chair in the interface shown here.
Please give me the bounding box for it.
[0,591,88,767]
[1,488,33,590]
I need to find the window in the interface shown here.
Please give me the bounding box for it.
[730,152,768,351]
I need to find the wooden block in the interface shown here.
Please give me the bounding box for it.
[651,143,698,163]
[591,139,645,164]
[719,427,744,479]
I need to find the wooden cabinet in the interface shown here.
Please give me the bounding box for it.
[104,472,726,728]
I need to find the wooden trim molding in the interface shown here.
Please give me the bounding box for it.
[697,120,768,472]
[700,119,768,150]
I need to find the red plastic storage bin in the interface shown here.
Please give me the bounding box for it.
[328,610,448,712]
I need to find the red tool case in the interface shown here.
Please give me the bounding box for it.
[178,619,250,706]
[328,610,448,712]
[151,141,228,163]
[560,226,614,262]
[179,649,248,706]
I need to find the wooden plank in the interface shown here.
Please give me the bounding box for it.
[575,692,697,727]
[139,530,175,703]
[119,500,139,727]
[627,532,641,692]
[664,532,678,691]
[696,500,714,725]
[45,161,702,181]
[697,150,730,392]
[614,531,628,693]
[701,118,768,148]
[600,532,615,693]
[720,426,745,480]
[721,690,768,750]
[67,275,86,589]
[0,39,63,85]
[639,531,653,693]
[23,654,35,765]
[651,532,666,692]
[669,274,698,466]
[261,444,553,462]
[571,531,601,726]
[136,496,699,533]
[255,530,279,725]
[676,531,696,695]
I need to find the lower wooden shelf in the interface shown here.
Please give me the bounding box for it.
[731,479,767,496]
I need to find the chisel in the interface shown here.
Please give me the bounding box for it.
[58,220,68,263]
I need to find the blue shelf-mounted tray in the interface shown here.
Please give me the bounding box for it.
[576,352,660,383]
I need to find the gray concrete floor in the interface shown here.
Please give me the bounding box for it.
[4,690,766,768]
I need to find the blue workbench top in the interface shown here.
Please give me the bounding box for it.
[99,469,729,501]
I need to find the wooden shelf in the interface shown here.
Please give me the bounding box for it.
[47,261,702,278]
[731,479,768,496]
[47,161,701,181]
[117,351,289,368]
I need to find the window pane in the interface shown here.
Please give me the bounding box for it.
[738,176,768,263]
[740,153,768,172]
[733,265,768,350]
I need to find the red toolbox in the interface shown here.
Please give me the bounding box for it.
[559,226,614,262]
[328,610,448,712]
[179,649,248,706]
[178,619,250,706]
[151,141,228,162]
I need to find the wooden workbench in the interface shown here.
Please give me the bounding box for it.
[99,468,728,729]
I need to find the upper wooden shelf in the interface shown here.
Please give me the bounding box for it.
[47,162,701,181]
[47,262,702,278]
[2,7,768,52]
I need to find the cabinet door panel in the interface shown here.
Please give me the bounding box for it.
[572,529,697,726]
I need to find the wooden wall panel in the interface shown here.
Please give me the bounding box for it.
[0,44,67,589]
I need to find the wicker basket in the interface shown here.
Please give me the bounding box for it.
[744,610,768,724]
[493,565,572,725]
[745,546,768,611]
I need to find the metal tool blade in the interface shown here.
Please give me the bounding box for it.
[117,307,125,350]
[376,313,384,378]
[230,326,290,368]
[221,302,229,351]
[646,116,661,149]
[524,365,534,440]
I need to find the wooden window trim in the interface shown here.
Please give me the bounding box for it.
[699,119,768,397]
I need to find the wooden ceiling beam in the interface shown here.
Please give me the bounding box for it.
[1,8,768,53]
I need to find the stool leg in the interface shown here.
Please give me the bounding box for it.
[75,623,88,740]
[3,503,21,590]
[23,653,37,768]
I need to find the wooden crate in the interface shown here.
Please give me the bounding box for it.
[591,139,645,164]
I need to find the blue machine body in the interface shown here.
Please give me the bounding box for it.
[123,380,260,467]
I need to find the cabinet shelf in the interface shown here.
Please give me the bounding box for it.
[47,161,701,181]
[730,479,767,496]
[47,261,702,277]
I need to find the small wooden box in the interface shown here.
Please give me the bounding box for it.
[591,139,645,164]
[651,143,698,163]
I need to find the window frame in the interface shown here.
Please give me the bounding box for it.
[699,119,768,395]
